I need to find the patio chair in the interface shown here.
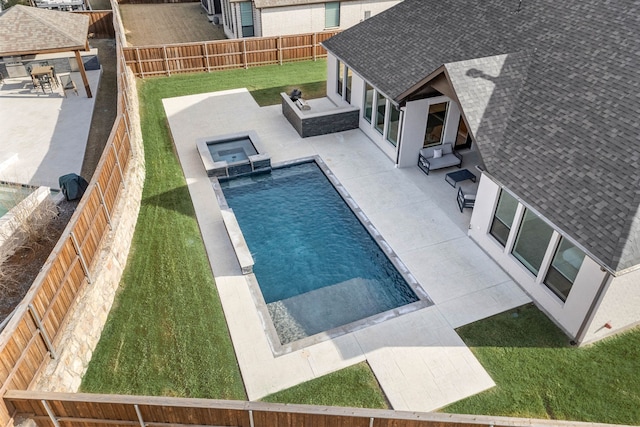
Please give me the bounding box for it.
[457,186,476,212]
[38,75,53,93]
[60,75,78,97]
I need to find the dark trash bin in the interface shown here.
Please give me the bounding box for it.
[59,173,89,201]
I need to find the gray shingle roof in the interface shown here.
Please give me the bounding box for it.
[323,0,640,273]
[0,5,89,57]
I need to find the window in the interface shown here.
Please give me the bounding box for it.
[325,2,340,28]
[424,102,448,147]
[386,104,400,146]
[364,83,374,123]
[544,238,585,302]
[511,209,554,276]
[489,190,518,246]
[337,60,344,97]
[345,66,352,103]
[455,117,472,150]
[374,92,386,134]
[336,61,353,103]
[240,2,254,37]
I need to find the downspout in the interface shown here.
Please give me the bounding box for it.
[571,270,612,346]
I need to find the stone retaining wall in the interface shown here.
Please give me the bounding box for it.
[32,69,144,393]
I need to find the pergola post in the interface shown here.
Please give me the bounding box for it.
[75,48,93,98]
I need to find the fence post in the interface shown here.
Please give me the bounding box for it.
[95,182,113,231]
[243,39,248,69]
[203,42,210,72]
[70,231,92,285]
[28,305,57,360]
[163,45,170,76]
[41,400,61,427]
[112,142,126,190]
[135,47,144,79]
[249,410,254,427]
[278,36,282,66]
[312,32,317,61]
[134,404,146,427]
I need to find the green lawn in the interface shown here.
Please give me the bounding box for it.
[261,362,388,409]
[442,304,640,425]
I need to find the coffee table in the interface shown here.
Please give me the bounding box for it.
[445,169,476,188]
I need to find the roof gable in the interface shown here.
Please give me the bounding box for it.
[0,5,89,56]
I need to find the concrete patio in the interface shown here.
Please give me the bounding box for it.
[163,89,531,412]
[0,70,101,189]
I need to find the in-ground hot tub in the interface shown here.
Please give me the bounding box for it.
[197,131,270,178]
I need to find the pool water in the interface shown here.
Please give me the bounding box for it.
[207,137,257,164]
[0,184,32,218]
[220,162,418,344]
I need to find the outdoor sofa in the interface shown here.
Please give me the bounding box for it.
[417,142,462,175]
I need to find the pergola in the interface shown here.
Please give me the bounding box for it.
[0,5,93,97]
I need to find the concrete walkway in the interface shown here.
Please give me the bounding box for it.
[0,71,101,189]
[163,89,530,412]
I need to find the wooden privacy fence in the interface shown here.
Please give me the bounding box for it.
[0,8,134,427]
[5,390,622,427]
[77,11,116,39]
[123,31,339,78]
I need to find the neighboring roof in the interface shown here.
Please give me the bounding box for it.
[323,0,640,273]
[0,5,89,57]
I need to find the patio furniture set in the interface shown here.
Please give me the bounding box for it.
[26,62,78,97]
[417,142,478,212]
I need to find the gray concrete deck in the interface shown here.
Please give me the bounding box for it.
[0,71,101,189]
[163,88,530,412]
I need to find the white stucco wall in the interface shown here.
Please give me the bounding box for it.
[580,268,640,344]
[397,95,457,168]
[259,0,401,36]
[468,176,609,339]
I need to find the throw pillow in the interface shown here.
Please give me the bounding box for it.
[433,148,443,159]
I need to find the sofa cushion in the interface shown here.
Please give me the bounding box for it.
[428,155,460,170]
[433,148,443,158]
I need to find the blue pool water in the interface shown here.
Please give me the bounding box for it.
[0,184,33,218]
[220,161,418,344]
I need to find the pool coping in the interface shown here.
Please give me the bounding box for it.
[211,155,433,356]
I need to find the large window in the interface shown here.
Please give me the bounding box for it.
[325,2,340,28]
[544,238,585,301]
[374,92,386,134]
[386,104,400,146]
[424,102,448,147]
[490,190,518,246]
[240,2,254,37]
[345,67,352,103]
[511,209,554,276]
[364,83,374,123]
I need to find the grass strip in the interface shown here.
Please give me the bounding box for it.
[261,362,388,409]
[443,303,640,425]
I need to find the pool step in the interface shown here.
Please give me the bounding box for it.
[267,277,395,344]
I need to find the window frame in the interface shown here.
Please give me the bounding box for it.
[325,2,340,28]
[239,1,254,37]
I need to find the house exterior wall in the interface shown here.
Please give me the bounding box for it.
[222,1,261,38]
[468,176,609,339]
[328,53,399,160]
[258,0,401,37]
[397,96,461,168]
[580,268,640,344]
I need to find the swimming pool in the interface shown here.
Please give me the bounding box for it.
[220,160,425,345]
[0,184,33,218]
